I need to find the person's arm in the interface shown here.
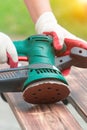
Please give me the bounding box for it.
[24,0,87,54]
[24,0,87,51]
[24,0,52,23]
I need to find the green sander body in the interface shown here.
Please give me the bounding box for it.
[13,35,70,104]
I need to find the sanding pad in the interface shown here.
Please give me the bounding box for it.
[23,79,70,104]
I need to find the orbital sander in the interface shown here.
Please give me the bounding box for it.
[13,35,69,104]
[1,34,87,104]
[0,35,70,104]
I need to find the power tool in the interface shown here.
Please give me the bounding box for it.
[0,35,87,104]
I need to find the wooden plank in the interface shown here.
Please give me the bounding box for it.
[66,67,87,122]
[4,92,82,130]
[0,63,85,129]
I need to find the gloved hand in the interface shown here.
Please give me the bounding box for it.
[0,32,18,68]
[35,12,87,53]
[35,12,87,75]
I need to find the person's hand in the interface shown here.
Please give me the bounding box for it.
[35,12,87,75]
[35,12,87,54]
[0,32,18,68]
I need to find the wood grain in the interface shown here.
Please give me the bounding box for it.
[66,67,87,122]
[1,63,86,129]
[4,92,82,130]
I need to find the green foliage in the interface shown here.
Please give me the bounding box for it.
[0,0,87,40]
[0,0,35,38]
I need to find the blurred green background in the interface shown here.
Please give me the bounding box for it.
[0,0,87,40]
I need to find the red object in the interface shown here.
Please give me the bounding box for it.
[7,53,28,68]
[62,68,71,76]
[7,52,18,68]
[18,56,28,61]
[63,38,87,56]
[60,38,87,76]
[44,31,87,76]
[43,31,63,50]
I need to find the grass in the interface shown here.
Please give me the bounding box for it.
[0,0,87,40]
[0,0,35,38]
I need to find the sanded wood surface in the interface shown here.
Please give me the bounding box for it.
[66,67,87,122]
[0,64,87,129]
[4,93,82,130]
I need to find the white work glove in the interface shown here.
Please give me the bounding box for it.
[0,32,18,68]
[35,12,87,75]
[35,12,87,53]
